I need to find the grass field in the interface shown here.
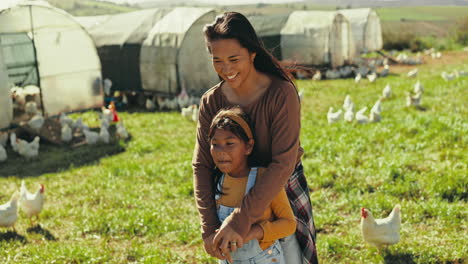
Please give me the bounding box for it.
[1,52,467,263]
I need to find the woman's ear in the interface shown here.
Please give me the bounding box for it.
[250,52,256,63]
[246,139,254,155]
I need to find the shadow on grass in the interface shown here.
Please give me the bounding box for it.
[0,141,126,177]
[384,251,417,264]
[0,230,27,243]
[27,224,57,241]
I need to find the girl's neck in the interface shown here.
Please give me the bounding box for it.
[226,166,251,179]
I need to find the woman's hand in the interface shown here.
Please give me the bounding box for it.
[213,224,243,262]
[203,232,226,260]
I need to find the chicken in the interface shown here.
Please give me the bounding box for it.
[356,107,369,124]
[61,123,72,143]
[441,71,456,82]
[122,93,128,105]
[103,78,112,96]
[101,106,113,123]
[407,68,418,78]
[327,107,342,124]
[0,131,8,147]
[361,205,401,249]
[344,107,354,123]
[116,120,129,139]
[17,136,40,159]
[354,73,362,83]
[298,89,304,101]
[146,97,156,111]
[25,101,38,116]
[413,80,424,94]
[369,110,381,123]
[72,118,89,132]
[367,72,378,83]
[325,69,341,80]
[28,114,45,131]
[59,112,74,127]
[83,130,99,145]
[0,192,19,231]
[20,181,45,226]
[10,133,19,153]
[99,125,110,144]
[177,87,190,109]
[192,104,199,123]
[0,144,7,162]
[379,64,389,77]
[181,104,195,119]
[382,84,392,99]
[371,99,382,115]
[343,95,354,111]
[406,91,422,107]
[312,70,321,81]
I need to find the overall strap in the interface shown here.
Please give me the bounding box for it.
[244,167,258,196]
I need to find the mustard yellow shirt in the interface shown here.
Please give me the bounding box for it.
[217,169,296,250]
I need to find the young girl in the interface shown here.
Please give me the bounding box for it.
[208,107,296,264]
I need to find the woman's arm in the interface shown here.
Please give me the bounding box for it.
[192,96,220,239]
[227,83,301,238]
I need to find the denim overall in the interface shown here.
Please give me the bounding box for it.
[215,167,285,264]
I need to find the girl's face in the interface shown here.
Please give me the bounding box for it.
[210,128,253,177]
[208,38,256,90]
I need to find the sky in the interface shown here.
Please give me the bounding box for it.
[98,0,305,5]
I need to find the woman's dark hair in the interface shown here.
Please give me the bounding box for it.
[204,12,294,85]
[208,106,254,195]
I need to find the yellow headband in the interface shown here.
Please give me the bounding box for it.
[220,112,253,140]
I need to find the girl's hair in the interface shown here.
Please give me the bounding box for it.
[208,106,254,195]
[204,12,294,85]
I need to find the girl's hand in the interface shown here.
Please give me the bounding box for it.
[244,224,264,242]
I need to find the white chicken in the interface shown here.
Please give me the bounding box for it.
[177,87,190,109]
[116,121,129,139]
[354,73,362,83]
[146,98,156,111]
[406,91,422,107]
[344,107,354,123]
[441,71,456,82]
[327,107,342,124]
[20,181,45,226]
[361,205,401,249]
[343,95,354,112]
[10,133,19,153]
[0,192,19,231]
[59,112,74,127]
[0,144,7,162]
[17,136,40,159]
[0,131,8,147]
[312,71,321,81]
[28,114,45,131]
[99,125,110,144]
[407,68,418,78]
[61,124,72,143]
[72,118,89,132]
[192,104,199,123]
[24,101,38,116]
[413,80,424,94]
[356,107,369,124]
[367,72,378,83]
[83,130,99,145]
[181,104,195,119]
[379,64,389,77]
[382,84,392,99]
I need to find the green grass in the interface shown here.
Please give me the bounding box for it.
[376,6,468,22]
[1,56,467,263]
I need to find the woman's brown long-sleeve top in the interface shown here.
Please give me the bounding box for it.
[192,76,303,239]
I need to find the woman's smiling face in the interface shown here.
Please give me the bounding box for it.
[210,128,252,177]
[208,38,256,89]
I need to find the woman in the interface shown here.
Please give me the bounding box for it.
[192,12,318,264]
